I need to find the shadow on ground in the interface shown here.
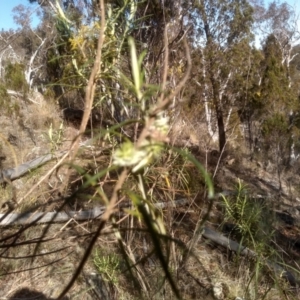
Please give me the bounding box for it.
[8,288,69,300]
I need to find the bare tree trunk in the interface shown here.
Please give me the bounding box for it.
[210,70,226,152]
[216,103,226,152]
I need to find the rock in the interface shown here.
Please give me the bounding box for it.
[212,282,224,300]
[226,158,235,165]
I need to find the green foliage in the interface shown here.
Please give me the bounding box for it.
[45,0,142,119]
[2,1,299,298]
[0,84,20,116]
[235,47,265,119]
[290,44,300,87]
[261,35,291,108]
[93,249,120,284]
[221,181,299,300]
[0,84,9,101]
[221,180,273,250]
[262,113,289,137]
[236,33,299,162]
[46,122,64,152]
[4,62,28,93]
[185,0,255,151]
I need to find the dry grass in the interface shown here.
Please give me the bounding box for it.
[0,91,300,300]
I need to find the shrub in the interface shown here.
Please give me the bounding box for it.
[4,62,28,93]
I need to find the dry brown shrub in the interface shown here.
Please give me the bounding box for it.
[27,97,61,130]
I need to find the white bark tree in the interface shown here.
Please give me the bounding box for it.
[186,0,254,151]
[0,33,22,79]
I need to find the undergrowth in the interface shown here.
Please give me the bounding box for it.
[0,1,299,299]
[220,180,299,299]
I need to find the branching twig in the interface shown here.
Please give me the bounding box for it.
[56,2,107,298]
[150,38,191,116]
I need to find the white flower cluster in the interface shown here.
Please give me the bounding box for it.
[150,114,169,135]
[113,114,169,172]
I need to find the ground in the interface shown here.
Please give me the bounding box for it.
[0,91,300,299]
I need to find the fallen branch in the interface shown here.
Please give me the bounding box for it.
[0,206,105,226]
[0,151,67,184]
[7,89,42,105]
[0,139,96,184]
[203,227,299,287]
[0,199,188,226]
[1,196,297,288]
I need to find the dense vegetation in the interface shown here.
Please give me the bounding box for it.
[0,0,300,299]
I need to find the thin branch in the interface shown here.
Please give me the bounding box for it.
[151,38,191,116]
[71,0,106,159]
[56,1,107,298]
